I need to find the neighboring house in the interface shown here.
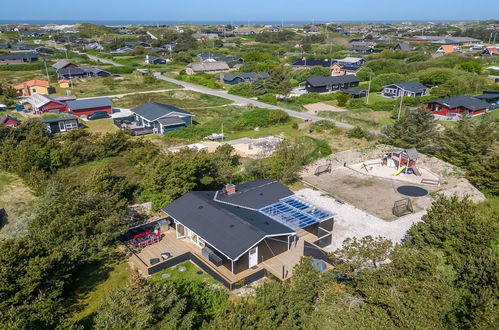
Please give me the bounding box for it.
[234,28,256,35]
[23,94,67,114]
[145,55,168,64]
[331,63,362,76]
[342,88,368,98]
[66,97,113,117]
[406,36,480,45]
[436,44,461,54]
[14,80,50,96]
[84,42,104,51]
[216,72,269,85]
[426,95,491,118]
[111,46,134,54]
[291,58,334,69]
[382,81,428,98]
[336,57,365,66]
[392,42,413,51]
[52,60,77,71]
[125,41,150,48]
[57,66,110,79]
[40,116,79,134]
[348,45,376,54]
[482,46,499,56]
[130,102,194,135]
[304,75,360,93]
[160,179,334,284]
[0,52,38,65]
[474,90,499,108]
[218,56,244,64]
[1,115,20,128]
[197,53,222,61]
[186,61,230,75]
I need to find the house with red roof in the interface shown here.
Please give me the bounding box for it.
[1,115,20,128]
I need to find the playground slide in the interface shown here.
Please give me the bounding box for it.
[412,166,422,176]
[392,166,406,176]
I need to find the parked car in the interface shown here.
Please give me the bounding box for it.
[87,111,110,120]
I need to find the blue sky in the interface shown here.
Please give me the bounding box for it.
[1,0,497,22]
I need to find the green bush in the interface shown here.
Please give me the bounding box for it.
[177,73,222,89]
[237,108,290,128]
[105,66,135,74]
[347,126,373,140]
[0,62,46,71]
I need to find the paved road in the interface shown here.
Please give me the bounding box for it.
[153,73,357,129]
[85,54,124,67]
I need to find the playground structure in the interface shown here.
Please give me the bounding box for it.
[315,163,332,176]
[383,148,421,176]
[392,198,414,217]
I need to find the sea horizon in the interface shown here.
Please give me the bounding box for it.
[0,18,487,26]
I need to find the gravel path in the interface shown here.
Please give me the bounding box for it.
[295,188,425,252]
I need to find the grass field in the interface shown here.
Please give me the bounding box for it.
[54,156,143,186]
[0,171,37,239]
[62,73,181,98]
[66,251,133,328]
[149,260,222,288]
[82,118,120,134]
[112,90,233,109]
[319,108,393,129]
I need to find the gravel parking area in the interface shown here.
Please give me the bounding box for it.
[295,188,425,251]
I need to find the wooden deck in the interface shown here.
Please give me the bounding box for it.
[123,226,328,285]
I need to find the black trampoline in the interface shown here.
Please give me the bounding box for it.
[397,185,428,197]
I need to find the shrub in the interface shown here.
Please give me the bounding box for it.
[347,126,372,140]
[237,108,289,128]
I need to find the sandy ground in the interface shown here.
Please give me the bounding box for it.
[302,167,434,220]
[348,161,440,185]
[303,102,347,115]
[300,145,485,211]
[295,188,425,252]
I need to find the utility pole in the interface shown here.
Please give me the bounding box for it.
[221,122,224,143]
[397,88,404,121]
[43,57,50,83]
[366,72,373,104]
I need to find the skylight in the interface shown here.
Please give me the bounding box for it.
[259,196,334,231]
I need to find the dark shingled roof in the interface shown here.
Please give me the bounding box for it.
[384,81,427,93]
[162,189,293,260]
[306,75,360,87]
[214,179,294,210]
[157,117,185,126]
[292,59,335,67]
[40,116,78,124]
[426,95,490,111]
[131,102,193,121]
[217,72,269,82]
[66,98,112,111]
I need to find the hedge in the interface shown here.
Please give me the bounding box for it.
[0,62,47,71]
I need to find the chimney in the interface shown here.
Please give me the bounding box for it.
[225,183,236,195]
[219,72,225,84]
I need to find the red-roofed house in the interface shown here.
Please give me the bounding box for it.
[1,115,20,128]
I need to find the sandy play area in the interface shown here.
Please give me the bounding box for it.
[300,145,484,220]
[296,188,425,251]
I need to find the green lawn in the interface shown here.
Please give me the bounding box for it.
[65,251,133,328]
[62,73,181,98]
[82,118,120,134]
[149,260,222,288]
[319,108,393,129]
